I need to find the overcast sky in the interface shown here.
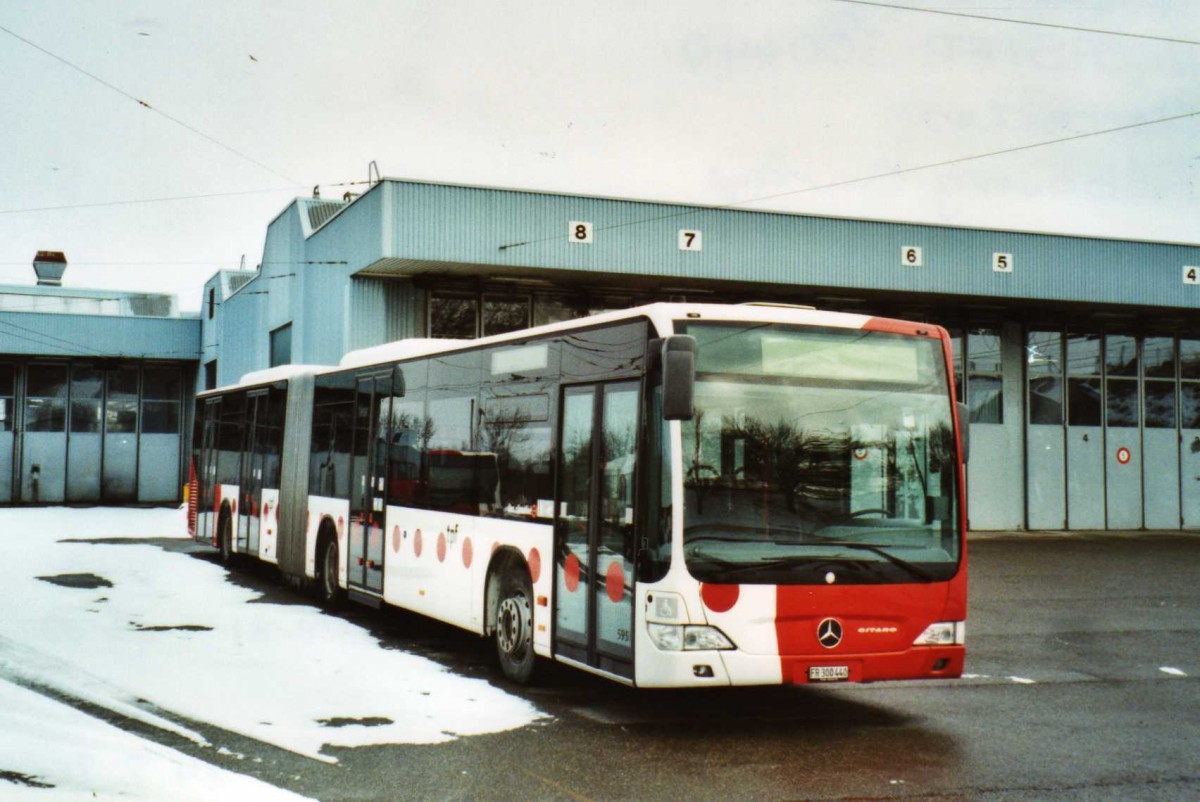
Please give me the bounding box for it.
[1,1,1197,312]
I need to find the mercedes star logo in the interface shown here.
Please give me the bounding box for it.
[817,617,843,649]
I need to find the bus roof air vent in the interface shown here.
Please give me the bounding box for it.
[739,302,818,311]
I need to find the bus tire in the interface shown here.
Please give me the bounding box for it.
[317,532,344,609]
[494,568,535,684]
[218,511,233,565]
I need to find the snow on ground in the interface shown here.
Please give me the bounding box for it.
[0,678,313,802]
[0,506,545,774]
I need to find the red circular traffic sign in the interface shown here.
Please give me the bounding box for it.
[1116,447,1132,465]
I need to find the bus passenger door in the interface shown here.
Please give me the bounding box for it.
[199,398,221,542]
[554,381,639,679]
[349,373,389,595]
[238,391,267,556]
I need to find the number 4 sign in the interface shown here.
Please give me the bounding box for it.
[1185,266,1200,285]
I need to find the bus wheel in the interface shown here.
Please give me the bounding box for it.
[318,535,344,609]
[495,569,535,683]
[218,513,233,565]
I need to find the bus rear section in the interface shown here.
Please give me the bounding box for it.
[634,314,966,687]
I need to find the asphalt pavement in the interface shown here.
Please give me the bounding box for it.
[62,531,1200,800]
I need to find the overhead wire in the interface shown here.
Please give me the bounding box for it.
[498,106,1200,250]
[0,23,305,186]
[829,0,1200,47]
[0,187,299,216]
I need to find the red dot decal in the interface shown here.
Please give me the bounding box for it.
[605,561,625,603]
[564,554,580,592]
[262,502,269,518]
[413,529,423,557]
[437,532,447,563]
[337,516,344,536]
[528,548,541,584]
[462,537,473,568]
[231,500,237,515]
[392,525,401,553]
[700,583,740,613]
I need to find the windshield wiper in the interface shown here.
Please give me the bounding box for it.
[816,541,935,582]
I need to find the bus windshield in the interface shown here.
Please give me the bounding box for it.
[680,323,961,585]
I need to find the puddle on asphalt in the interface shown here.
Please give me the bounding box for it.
[36,573,113,590]
[0,770,55,789]
[317,716,394,728]
[129,623,214,632]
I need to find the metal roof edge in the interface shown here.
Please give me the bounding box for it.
[375,176,1200,250]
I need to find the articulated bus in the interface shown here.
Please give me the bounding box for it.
[190,303,968,687]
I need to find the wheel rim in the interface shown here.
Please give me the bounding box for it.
[497,593,530,658]
[323,542,337,597]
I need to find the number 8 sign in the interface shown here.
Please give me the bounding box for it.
[569,221,594,244]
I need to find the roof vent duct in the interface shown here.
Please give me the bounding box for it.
[33,251,67,286]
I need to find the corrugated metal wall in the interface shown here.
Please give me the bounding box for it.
[345,277,418,352]
[332,180,1200,311]
[0,311,199,360]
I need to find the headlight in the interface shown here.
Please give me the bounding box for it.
[647,623,735,651]
[913,621,966,646]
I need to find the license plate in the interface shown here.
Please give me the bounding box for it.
[808,665,850,682]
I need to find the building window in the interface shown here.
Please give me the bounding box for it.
[69,367,104,433]
[1143,337,1176,429]
[0,363,13,432]
[105,367,139,434]
[533,295,585,327]
[1027,331,1063,425]
[430,293,478,339]
[966,329,1003,423]
[1180,339,1200,429]
[142,367,182,434]
[204,360,217,391]
[208,288,216,320]
[1105,334,1139,428]
[26,364,68,432]
[948,330,964,404]
[270,323,292,368]
[1066,334,1103,427]
[482,295,529,337]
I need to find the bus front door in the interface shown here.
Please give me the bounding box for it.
[349,373,389,595]
[554,381,639,679]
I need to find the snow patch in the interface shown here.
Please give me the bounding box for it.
[0,678,312,801]
[0,507,546,768]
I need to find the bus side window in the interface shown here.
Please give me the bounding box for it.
[426,351,482,514]
[310,375,355,499]
[482,391,552,522]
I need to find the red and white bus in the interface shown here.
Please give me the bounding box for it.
[191,303,968,687]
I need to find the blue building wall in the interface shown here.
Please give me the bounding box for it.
[198,178,1200,531]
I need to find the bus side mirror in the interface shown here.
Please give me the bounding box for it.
[662,336,697,421]
[957,402,970,464]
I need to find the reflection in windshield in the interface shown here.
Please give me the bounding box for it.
[680,324,960,585]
